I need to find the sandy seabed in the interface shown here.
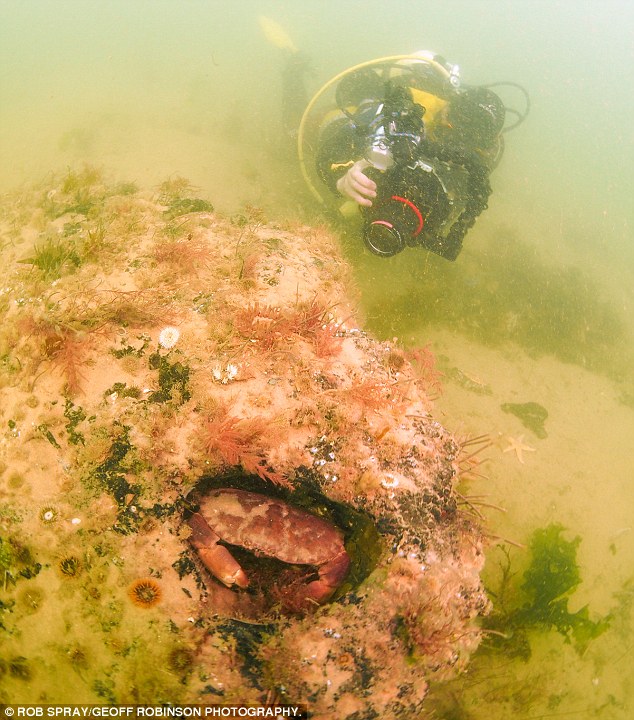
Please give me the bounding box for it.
[417,328,634,719]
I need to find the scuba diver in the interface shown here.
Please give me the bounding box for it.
[296,51,529,260]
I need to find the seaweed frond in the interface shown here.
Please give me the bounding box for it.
[199,407,285,484]
[153,235,213,275]
[406,345,443,396]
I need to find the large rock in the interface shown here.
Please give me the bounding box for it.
[0,169,488,714]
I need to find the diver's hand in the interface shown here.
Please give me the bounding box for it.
[336,160,377,207]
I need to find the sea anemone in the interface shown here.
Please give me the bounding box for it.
[8,656,32,681]
[335,651,355,670]
[158,326,180,349]
[167,645,195,676]
[39,505,59,524]
[66,645,89,670]
[59,556,82,578]
[85,585,101,600]
[128,578,162,608]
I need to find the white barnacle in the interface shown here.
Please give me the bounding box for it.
[212,366,223,382]
[158,326,180,349]
[226,363,238,380]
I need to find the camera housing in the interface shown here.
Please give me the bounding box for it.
[355,87,478,261]
[362,160,472,261]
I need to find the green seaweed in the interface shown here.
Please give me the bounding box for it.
[110,334,150,359]
[6,656,32,681]
[88,423,141,531]
[0,598,16,632]
[484,524,610,658]
[86,424,183,534]
[156,176,197,202]
[172,551,197,581]
[216,619,275,687]
[35,423,61,449]
[358,229,631,382]
[500,401,549,439]
[55,166,104,216]
[64,399,92,446]
[20,235,82,279]
[92,677,117,703]
[103,382,143,400]
[114,181,139,196]
[0,536,42,589]
[163,197,214,220]
[148,351,191,404]
[63,221,83,237]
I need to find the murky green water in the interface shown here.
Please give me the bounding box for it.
[1,1,633,716]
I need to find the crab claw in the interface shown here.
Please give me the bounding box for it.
[302,549,351,606]
[188,512,249,589]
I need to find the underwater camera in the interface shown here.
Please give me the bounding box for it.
[361,159,472,260]
[359,92,473,261]
[350,85,475,260]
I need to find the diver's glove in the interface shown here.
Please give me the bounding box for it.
[336,160,377,207]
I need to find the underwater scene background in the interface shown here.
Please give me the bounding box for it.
[1,0,633,717]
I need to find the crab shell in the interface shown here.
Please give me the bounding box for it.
[188,488,350,609]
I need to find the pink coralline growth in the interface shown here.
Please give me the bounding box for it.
[166,212,490,715]
[0,176,489,712]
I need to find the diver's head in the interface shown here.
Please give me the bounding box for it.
[335,68,384,109]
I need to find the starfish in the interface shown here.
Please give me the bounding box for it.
[503,434,536,464]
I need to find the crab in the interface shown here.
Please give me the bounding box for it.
[188,488,350,611]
